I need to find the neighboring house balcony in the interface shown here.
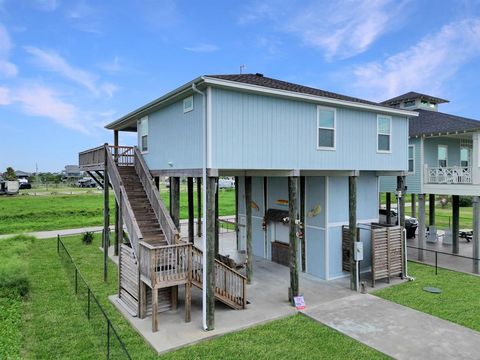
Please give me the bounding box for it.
[424,165,473,185]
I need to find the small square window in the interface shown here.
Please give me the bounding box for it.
[141,135,148,152]
[183,96,194,113]
[377,115,391,152]
[408,145,415,173]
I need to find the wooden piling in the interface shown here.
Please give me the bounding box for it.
[215,178,219,255]
[171,177,180,229]
[473,196,480,274]
[397,176,406,228]
[103,144,109,283]
[429,194,436,227]
[245,176,253,284]
[300,176,306,273]
[152,288,158,332]
[187,177,194,243]
[452,195,459,254]
[418,194,426,261]
[235,176,239,250]
[288,176,299,303]
[386,192,391,225]
[349,175,357,291]
[197,177,202,237]
[206,176,217,330]
[411,194,416,218]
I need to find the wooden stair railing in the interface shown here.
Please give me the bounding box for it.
[191,246,247,310]
[133,147,180,245]
[139,241,192,289]
[104,145,143,256]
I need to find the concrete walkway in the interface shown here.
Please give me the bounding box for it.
[305,293,480,360]
[0,225,107,240]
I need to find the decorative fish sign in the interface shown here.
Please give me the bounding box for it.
[307,204,321,218]
[251,201,260,211]
[276,199,289,206]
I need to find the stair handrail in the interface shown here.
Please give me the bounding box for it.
[191,246,247,309]
[133,147,180,245]
[104,145,143,255]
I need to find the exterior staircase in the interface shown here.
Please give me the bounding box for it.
[79,144,247,331]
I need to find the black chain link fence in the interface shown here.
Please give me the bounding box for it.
[57,236,131,360]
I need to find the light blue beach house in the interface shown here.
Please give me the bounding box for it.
[79,74,415,332]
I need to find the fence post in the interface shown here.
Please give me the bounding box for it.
[107,319,111,359]
[57,234,60,254]
[75,268,78,294]
[87,288,91,319]
[435,252,438,275]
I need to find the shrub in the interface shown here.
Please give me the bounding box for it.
[82,231,94,245]
[459,196,472,207]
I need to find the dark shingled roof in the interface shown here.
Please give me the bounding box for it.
[382,91,449,106]
[207,73,383,107]
[410,109,480,137]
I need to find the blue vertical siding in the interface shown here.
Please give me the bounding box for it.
[141,93,203,170]
[210,88,408,171]
[424,137,462,167]
[327,173,378,279]
[380,137,423,194]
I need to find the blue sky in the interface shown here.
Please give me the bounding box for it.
[1,0,480,172]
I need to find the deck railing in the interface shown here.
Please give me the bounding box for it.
[139,242,192,289]
[79,145,105,169]
[105,146,143,255]
[425,165,472,184]
[111,146,134,166]
[191,246,247,309]
[133,147,180,245]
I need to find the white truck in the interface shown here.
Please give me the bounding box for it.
[0,178,20,195]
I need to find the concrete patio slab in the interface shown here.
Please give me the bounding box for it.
[306,293,480,360]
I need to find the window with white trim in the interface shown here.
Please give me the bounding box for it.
[138,116,149,153]
[377,115,391,152]
[408,145,415,173]
[438,145,447,167]
[317,106,336,149]
[183,96,193,113]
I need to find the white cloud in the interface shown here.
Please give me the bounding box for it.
[287,0,407,60]
[12,84,87,133]
[0,24,18,77]
[184,43,219,53]
[24,46,117,97]
[352,18,480,101]
[238,0,407,60]
[99,56,122,73]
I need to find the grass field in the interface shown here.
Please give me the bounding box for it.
[0,188,236,235]
[0,234,387,359]
[374,262,480,332]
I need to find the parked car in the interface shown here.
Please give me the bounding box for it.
[18,178,32,189]
[76,178,97,188]
[219,178,235,189]
[379,208,418,238]
[0,179,19,195]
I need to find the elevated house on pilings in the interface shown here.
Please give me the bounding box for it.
[380,92,480,267]
[79,74,415,334]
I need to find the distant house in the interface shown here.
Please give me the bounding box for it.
[14,170,32,179]
[62,165,82,180]
[380,92,480,260]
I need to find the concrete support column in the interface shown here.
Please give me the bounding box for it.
[472,196,480,274]
[349,175,358,291]
[245,176,253,284]
[205,176,217,330]
[418,194,426,261]
[452,195,460,254]
[288,176,300,302]
[386,192,391,225]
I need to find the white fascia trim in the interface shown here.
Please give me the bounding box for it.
[203,77,419,117]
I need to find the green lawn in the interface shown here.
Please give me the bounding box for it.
[1,233,387,359]
[0,188,236,235]
[374,262,480,332]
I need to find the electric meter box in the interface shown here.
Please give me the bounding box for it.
[354,242,363,261]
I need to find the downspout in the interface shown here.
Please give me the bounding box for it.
[192,80,208,330]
